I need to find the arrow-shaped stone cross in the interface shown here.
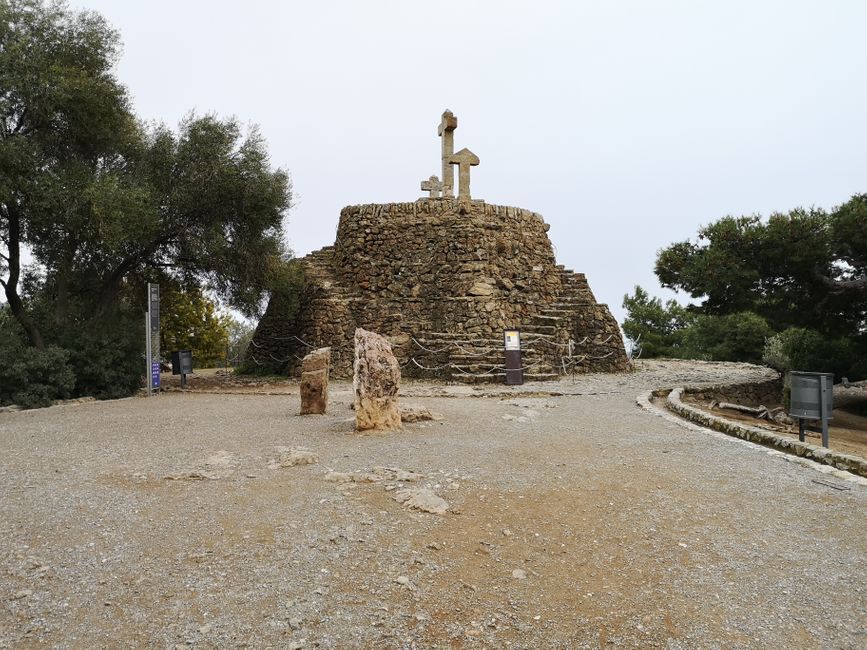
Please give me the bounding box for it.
[448,148,480,200]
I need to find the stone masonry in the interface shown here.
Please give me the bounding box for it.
[251,198,628,381]
[250,110,629,382]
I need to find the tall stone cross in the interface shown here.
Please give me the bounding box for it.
[448,148,480,200]
[438,110,458,197]
[420,175,443,198]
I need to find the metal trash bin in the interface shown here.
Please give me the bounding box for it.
[788,371,833,448]
[171,350,194,388]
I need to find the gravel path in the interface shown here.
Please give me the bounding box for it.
[1,360,865,648]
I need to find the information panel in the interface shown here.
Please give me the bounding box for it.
[503,329,523,385]
[146,283,160,394]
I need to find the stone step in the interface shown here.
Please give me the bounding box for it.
[448,352,545,364]
[448,371,560,384]
[521,325,557,335]
[550,300,589,308]
[537,309,573,318]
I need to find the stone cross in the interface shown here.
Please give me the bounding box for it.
[448,148,480,200]
[438,110,458,197]
[420,175,443,198]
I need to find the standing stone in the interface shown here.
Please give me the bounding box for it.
[353,328,401,431]
[299,347,330,415]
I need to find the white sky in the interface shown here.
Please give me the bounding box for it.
[70,0,867,323]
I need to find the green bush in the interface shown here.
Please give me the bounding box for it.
[61,321,145,400]
[0,344,76,408]
[770,327,867,380]
[681,311,772,363]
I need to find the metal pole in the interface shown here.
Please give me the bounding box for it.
[798,418,805,443]
[145,311,152,396]
[819,374,829,448]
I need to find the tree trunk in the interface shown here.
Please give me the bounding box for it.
[54,240,78,324]
[1,202,45,349]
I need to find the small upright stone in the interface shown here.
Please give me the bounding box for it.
[299,347,330,415]
[353,328,401,431]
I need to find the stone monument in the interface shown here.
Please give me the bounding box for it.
[250,110,629,382]
[353,329,401,431]
[299,347,330,415]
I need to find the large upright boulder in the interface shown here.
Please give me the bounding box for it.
[299,347,330,415]
[353,328,401,431]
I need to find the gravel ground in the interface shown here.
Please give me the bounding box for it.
[1,360,865,648]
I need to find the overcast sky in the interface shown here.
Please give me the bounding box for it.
[74,0,866,323]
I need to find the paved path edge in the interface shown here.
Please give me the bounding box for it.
[635,390,867,488]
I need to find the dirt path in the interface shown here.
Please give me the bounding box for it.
[1,361,865,648]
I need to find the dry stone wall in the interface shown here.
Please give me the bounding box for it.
[250,198,629,381]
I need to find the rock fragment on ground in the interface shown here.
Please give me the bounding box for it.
[393,487,449,515]
[270,448,320,468]
[163,471,219,481]
[400,405,444,423]
[323,471,382,483]
[323,466,423,483]
[372,466,425,481]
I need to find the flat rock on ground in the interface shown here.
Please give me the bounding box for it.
[1,360,865,648]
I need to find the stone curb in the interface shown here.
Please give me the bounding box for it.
[0,395,140,415]
[636,391,867,488]
[663,387,867,480]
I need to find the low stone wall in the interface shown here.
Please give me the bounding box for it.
[684,379,782,407]
[667,386,867,478]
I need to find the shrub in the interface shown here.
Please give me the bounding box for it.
[681,311,772,363]
[0,344,76,408]
[61,322,145,400]
[772,327,867,380]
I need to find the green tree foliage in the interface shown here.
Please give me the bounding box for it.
[1,1,292,403]
[0,307,75,407]
[1,0,135,347]
[644,194,866,378]
[763,328,867,380]
[226,316,255,367]
[160,285,231,368]
[655,196,866,336]
[621,286,691,357]
[680,311,772,364]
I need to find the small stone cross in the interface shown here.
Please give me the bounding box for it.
[420,175,443,199]
[448,148,480,200]
[438,110,458,197]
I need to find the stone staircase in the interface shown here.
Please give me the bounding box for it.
[405,331,559,384]
[290,253,621,383]
[302,246,360,301]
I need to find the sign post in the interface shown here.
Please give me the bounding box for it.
[146,283,160,396]
[504,329,523,386]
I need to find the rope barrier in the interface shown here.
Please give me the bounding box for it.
[410,337,452,354]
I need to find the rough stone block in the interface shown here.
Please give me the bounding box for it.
[353,328,401,431]
[299,347,330,415]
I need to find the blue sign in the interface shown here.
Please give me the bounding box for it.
[151,361,161,388]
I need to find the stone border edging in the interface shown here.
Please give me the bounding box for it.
[636,391,867,488]
[664,387,867,479]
